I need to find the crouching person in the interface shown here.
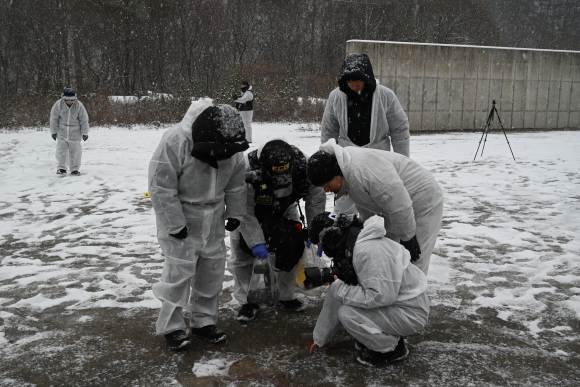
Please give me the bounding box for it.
[308,212,429,366]
[148,99,249,349]
[228,139,326,322]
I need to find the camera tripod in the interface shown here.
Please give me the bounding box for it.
[473,99,516,161]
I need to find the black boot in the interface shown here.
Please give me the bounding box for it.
[356,337,408,366]
[277,299,306,312]
[237,303,260,322]
[164,330,190,350]
[354,341,367,351]
[191,325,226,344]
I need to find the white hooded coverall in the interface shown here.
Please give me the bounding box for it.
[148,99,247,336]
[320,139,444,275]
[313,216,430,353]
[49,99,89,172]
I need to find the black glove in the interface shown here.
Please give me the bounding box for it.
[302,227,309,242]
[400,235,421,262]
[232,94,238,101]
[170,226,188,239]
[82,135,88,141]
[225,218,240,232]
[52,133,57,141]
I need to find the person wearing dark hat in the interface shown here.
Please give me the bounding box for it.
[233,80,254,143]
[227,139,326,322]
[49,87,89,176]
[306,139,443,275]
[320,53,410,157]
[307,212,429,367]
[148,99,249,349]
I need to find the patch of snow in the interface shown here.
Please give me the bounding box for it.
[192,358,235,377]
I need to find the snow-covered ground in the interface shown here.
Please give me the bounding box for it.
[1,122,579,385]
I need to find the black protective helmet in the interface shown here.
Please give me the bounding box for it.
[259,139,294,189]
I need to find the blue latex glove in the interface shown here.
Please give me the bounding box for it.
[316,246,323,257]
[306,240,312,248]
[251,243,269,259]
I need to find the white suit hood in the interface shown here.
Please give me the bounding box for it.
[180,98,213,140]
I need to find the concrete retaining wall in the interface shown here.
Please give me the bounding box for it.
[346,40,580,131]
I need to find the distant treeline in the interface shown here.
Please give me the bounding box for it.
[1,0,579,128]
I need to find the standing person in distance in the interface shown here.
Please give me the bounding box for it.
[233,80,254,143]
[50,88,89,176]
[228,139,326,322]
[148,99,249,350]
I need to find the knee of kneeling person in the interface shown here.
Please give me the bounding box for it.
[337,304,352,323]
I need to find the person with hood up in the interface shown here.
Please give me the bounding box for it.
[307,212,429,367]
[321,53,410,157]
[148,99,249,350]
[228,139,326,322]
[49,88,89,176]
[306,139,443,275]
[233,80,254,143]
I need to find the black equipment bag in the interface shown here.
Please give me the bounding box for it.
[240,217,305,272]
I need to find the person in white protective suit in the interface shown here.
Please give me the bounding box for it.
[306,139,443,275]
[49,88,89,176]
[320,53,410,214]
[233,80,254,143]
[148,99,249,350]
[228,139,326,322]
[307,212,429,367]
[321,53,410,156]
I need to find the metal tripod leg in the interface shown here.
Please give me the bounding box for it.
[480,122,491,157]
[494,107,516,161]
[473,109,494,161]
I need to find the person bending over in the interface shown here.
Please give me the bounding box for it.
[307,139,443,275]
[149,99,249,349]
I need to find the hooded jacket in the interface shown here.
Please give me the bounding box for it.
[321,53,410,157]
[320,139,443,242]
[148,99,247,235]
[49,99,89,141]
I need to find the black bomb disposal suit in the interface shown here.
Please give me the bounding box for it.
[227,141,326,305]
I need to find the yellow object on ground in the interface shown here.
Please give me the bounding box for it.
[294,263,307,289]
[143,192,150,198]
